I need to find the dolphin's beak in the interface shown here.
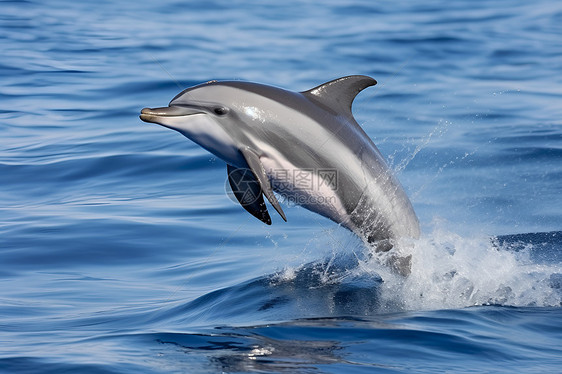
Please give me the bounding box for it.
[139,106,203,124]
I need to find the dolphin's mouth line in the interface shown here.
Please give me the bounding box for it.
[139,106,206,125]
[140,106,205,119]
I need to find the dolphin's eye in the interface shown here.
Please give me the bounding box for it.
[213,107,228,116]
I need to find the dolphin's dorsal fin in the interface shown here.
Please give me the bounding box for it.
[301,75,377,118]
[240,148,287,222]
[227,164,272,225]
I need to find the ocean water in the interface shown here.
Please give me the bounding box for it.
[1,0,561,372]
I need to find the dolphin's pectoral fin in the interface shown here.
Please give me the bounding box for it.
[301,75,377,119]
[240,148,287,222]
[227,164,272,225]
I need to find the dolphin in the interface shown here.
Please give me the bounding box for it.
[140,75,420,244]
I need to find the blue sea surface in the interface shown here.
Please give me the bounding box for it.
[1,0,562,373]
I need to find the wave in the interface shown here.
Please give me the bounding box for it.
[165,227,561,326]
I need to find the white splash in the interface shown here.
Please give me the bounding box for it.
[268,219,561,312]
[367,224,562,310]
